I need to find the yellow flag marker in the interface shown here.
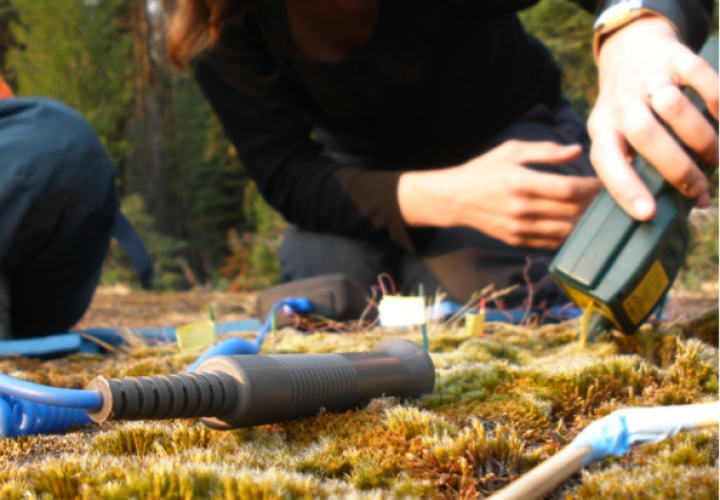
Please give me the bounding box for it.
[176,320,217,352]
[466,311,485,336]
[378,296,426,327]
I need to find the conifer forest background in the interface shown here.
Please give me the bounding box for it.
[0,0,717,291]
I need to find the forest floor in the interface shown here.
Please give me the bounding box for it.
[0,284,717,499]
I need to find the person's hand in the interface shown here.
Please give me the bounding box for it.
[398,140,603,249]
[589,16,719,221]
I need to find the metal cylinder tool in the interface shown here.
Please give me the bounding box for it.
[86,339,434,429]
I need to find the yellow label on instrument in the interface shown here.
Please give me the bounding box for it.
[558,282,622,330]
[623,260,669,325]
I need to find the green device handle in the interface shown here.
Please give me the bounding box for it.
[550,39,718,336]
[86,339,435,429]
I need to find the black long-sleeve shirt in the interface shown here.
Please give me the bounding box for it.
[195,0,712,253]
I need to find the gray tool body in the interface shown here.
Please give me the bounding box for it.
[86,339,434,429]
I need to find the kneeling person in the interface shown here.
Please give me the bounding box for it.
[0,76,118,338]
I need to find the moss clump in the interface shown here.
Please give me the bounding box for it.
[92,424,167,456]
[0,481,26,500]
[32,461,81,500]
[0,302,717,499]
[383,407,457,440]
[0,435,44,463]
[682,308,719,347]
[98,465,219,500]
[613,325,685,368]
[294,437,360,478]
[406,420,538,498]
[419,362,510,409]
[574,466,718,499]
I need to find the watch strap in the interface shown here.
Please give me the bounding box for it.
[594,0,711,55]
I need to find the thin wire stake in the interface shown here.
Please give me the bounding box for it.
[419,284,428,351]
[271,304,277,339]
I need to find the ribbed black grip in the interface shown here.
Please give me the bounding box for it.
[86,372,237,423]
[196,339,435,430]
[85,339,434,430]
[272,354,357,416]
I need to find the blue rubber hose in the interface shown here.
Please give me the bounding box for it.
[0,296,314,437]
[0,374,103,409]
[186,338,259,372]
[0,396,93,438]
[0,374,102,438]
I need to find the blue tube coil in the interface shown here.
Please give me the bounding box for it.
[0,373,102,438]
[0,296,313,438]
[0,396,91,438]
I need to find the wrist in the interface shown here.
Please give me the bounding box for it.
[597,15,677,70]
[593,0,711,59]
[398,169,460,228]
[593,11,679,62]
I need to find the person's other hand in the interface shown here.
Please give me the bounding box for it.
[589,16,719,221]
[398,140,603,249]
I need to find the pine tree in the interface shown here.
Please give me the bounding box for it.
[520,0,597,117]
[8,0,135,164]
[0,0,20,88]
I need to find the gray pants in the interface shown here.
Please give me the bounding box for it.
[280,98,595,306]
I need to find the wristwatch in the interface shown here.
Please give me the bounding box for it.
[593,0,712,60]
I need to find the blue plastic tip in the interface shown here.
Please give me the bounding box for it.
[282,297,314,313]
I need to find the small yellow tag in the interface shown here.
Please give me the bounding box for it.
[379,296,426,327]
[176,320,217,352]
[465,312,485,336]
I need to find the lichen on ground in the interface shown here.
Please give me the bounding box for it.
[0,296,717,499]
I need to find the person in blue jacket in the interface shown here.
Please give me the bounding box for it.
[0,77,122,339]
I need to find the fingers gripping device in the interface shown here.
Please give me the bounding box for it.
[549,39,719,338]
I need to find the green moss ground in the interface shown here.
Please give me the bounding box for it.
[0,310,717,499]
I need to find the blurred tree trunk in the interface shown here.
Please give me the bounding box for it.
[7,0,278,288]
[126,0,171,232]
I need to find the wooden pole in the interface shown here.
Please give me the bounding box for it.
[693,402,719,429]
[490,403,719,500]
[489,445,591,500]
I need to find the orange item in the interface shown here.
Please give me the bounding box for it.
[0,74,14,100]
